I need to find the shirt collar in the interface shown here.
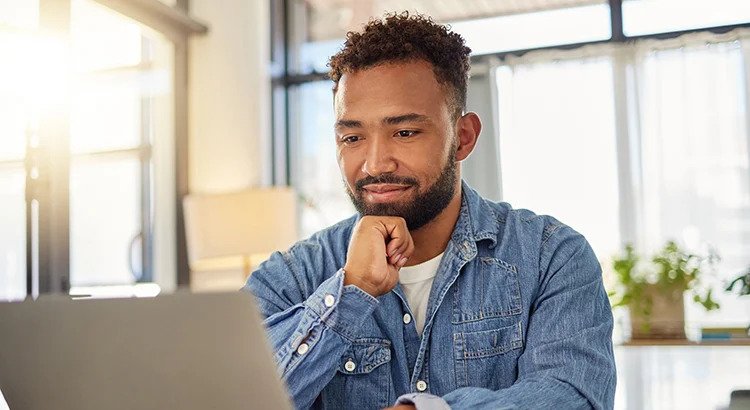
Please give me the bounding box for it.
[451,180,499,250]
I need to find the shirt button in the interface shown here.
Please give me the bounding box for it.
[296,343,309,355]
[416,380,427,392]
[403,313,412,324]
[324,294,335,307]
[344,360,356,372]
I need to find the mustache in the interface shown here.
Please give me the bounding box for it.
[355,174,419,191]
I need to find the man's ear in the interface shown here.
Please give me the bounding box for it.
[455,112,482,161]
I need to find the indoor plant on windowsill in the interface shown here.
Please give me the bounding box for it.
[609,241,720,340]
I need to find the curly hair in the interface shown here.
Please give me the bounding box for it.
[328,12,472,118]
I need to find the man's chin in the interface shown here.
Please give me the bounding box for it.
[361,200,413,218]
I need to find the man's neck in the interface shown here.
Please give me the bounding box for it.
[404,184,463,266]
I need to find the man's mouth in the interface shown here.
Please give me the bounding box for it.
[361,183,413,203]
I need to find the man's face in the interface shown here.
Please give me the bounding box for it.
[334,60,459,231]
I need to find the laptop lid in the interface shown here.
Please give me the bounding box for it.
[0,291,292,410]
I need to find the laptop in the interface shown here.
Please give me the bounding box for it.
[0,291,292,410]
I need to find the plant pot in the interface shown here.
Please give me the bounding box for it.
[629,284,686,339]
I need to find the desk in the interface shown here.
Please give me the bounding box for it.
[614,343,750,409]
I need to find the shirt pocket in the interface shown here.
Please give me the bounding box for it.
[452,257,522,324]
[453,322,524,389]
[337,338,391,375]
[323,338,393,409]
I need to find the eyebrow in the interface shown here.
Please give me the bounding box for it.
[335,113,431,130]
[335,119,363,129]
[383,113,431,125]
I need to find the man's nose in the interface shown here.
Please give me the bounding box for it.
[361,137,397,176]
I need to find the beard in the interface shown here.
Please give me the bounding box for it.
[345,149,458,231]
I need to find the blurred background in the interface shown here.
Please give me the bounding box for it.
[1,0,750,408]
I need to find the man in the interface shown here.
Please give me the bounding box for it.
[244,12,616,410]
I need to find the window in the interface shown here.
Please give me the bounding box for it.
[68,0,174,287]
[495,53,622,261]
[277,0,750,329]
[450,4,611,55]
[0,0,39,301]
[289,81,355,238]
[283,0,618,235]
[0,0,178,299]
[623,0,750,36]
[635,37,750,326]
[0,167,26,301]
[492,33,750,327]
[293,0,612,73]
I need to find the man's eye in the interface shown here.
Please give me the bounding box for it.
[397,130,417,137]
[342,135,361,144]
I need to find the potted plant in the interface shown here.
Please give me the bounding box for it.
[609,241,720,339]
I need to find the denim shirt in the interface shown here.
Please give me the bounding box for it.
[244,182,616,410]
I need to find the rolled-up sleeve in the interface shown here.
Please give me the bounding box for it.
[244,250,378,410]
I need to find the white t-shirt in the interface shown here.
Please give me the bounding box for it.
[398,252,444,335]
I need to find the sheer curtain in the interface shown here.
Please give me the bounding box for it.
[633,30,750,327]
[494,47,623,265]
[490,29,750,328]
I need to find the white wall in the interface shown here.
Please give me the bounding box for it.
[188,0,270,194]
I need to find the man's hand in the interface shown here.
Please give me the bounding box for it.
[343,215,415,297]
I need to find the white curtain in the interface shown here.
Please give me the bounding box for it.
[633,30,750,327]
[490,30,750,327]
[492,45,623,266]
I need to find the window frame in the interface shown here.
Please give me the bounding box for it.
[272,0,750,86]
[17,0,207,297]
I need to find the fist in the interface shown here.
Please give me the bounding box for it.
[343,216,415,297]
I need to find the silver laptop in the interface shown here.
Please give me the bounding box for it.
[0,291,292,410]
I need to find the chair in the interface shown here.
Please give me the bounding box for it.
[183,187,298,292]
